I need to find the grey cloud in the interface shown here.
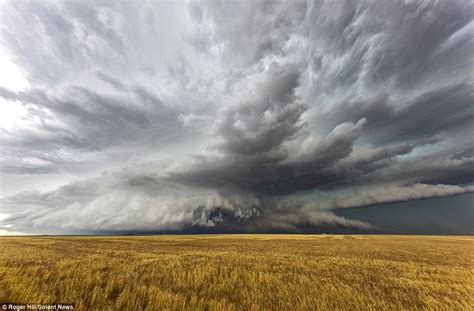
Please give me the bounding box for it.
[215,65,304,157]
[1,0,126,84]
[166,117,443,196]
[193,0,307,65]
[319,82,474,144]
[262,210,374,231]
[304,0,473,95]
[0,85,181,176]
[165,68,368,194]
[279,183,474,212]
[368,151,474,186]
[0,167,373,233]
[96,71,127,91]
[0,0,473,233]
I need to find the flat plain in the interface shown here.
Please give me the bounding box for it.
[0,235,473,310]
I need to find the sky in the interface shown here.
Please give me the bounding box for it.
[0,0,472,235]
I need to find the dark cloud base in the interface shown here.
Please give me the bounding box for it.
[14,194,472,236]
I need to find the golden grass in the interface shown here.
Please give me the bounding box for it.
[0,235,473,310]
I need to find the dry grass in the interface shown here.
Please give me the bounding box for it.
[0,235,473,310]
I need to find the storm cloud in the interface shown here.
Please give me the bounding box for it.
[0,0,473,234]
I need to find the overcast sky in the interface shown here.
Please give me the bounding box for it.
[0,0,473,234]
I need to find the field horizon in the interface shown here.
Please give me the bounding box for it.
[1,233,474,238]
[1,234,473,310]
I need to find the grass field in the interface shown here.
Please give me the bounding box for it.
[0,235,473,310]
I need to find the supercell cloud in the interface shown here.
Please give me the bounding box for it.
[0,0,473,234]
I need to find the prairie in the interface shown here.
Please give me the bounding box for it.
[0,235,473,310]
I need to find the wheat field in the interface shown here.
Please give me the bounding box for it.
[0,235,473,310]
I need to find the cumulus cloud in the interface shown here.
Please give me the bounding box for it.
[0,0,473,233]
